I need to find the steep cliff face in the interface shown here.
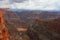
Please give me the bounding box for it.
[0,12,9,40]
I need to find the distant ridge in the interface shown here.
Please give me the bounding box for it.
[10,8,60,12]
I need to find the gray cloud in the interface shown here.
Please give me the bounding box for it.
[0,0,60,11]
[0,0,4,1]
[10,0,60,10]
[10,0,27,3]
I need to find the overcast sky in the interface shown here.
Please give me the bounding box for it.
[0,0,60,11]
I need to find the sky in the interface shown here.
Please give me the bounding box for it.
[0,0,60,11]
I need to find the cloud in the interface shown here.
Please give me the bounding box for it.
[10,0,27,3]
[0,0,10,8]
[10,0,60,10]
[0,0,60,10]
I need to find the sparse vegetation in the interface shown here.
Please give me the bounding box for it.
[0,9,60,40]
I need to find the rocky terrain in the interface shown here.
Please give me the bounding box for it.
[0,9,60,40]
